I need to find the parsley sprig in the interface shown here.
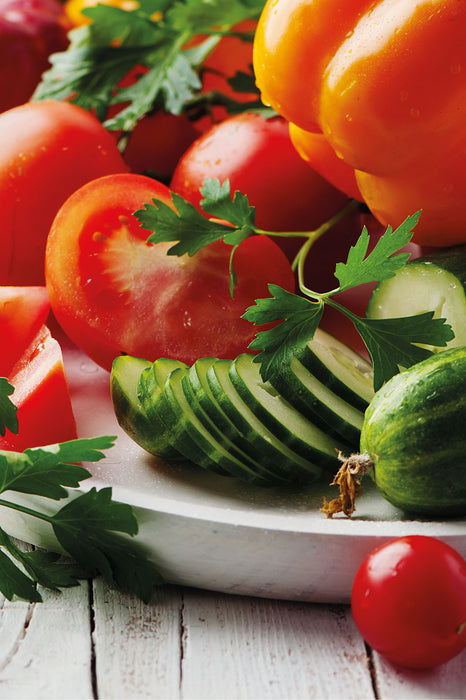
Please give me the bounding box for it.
[135,178,454,391]
[33,0,265,133]
[0,392,163,603]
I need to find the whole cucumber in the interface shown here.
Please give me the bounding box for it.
[323,346,466,518]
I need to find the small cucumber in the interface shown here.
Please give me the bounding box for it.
[366,245,466,351]
[111,355,181,460]
[324,346,466,518]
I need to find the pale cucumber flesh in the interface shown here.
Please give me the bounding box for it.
[367,260,466,351]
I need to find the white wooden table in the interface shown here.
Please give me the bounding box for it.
[1,571,465,700]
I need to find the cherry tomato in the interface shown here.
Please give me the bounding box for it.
[170,112,350,234]
[45,172,295,371]
[0,100,128,286]
[351,536,466,669]
[0,0,71,114]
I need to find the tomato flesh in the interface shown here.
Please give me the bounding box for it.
[1,325,77,451]
[46,173,295,371]
[0,286,50,376]
[351,536,466,669]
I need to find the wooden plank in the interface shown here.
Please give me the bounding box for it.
[179,589,376,699]
[0,581,93,699]
[374,649,466,699]
[92,580,183,699]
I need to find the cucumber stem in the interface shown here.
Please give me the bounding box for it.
[320,451,374,518]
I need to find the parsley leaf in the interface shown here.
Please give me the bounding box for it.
[34,0,266,131]
[135,192,236,255]
[0,377,18,437]
[334,212,420,291]
[350,312,454,391]
[242,214,453,388]
[244,286,323,379]
[51,487,163,602]
[0,431,164,602]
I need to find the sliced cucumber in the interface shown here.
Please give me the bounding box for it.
[111,355,181,460]
[296,328,374,410]
[186,357,287,482]
[207,358,334,483]
[136,358,190,460]
[163,366,273,483]
[181,359,283,483]
[269,356,364,450]
[366,246,466,351]
[229,353,347,468]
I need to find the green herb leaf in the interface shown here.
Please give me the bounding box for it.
[135,192,236,255]
[0,547,42,602]
[334,212,421,292]
[0,377,18,437]
[352,312,455,391]
[244,213,454,389]
[243,285,324,380]
[0,437,115,500]
[51,487,163,602]
[34,0,266,130]
[0,528,85,598]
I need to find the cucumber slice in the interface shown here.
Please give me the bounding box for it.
[296,329,374,410]
[181,359,283,483]
[164,366,273,483]
[269,356,364,450]
[366,247,466,351]
[207,358,332,483]
[229,353,347,469]
[111,355,181,460]
[137,358,191,461]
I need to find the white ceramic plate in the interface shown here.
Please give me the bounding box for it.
[2,345,465,603]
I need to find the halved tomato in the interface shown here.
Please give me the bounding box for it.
[45,172,295,371]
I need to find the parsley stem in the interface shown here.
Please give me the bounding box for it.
[295,199,360,290]
[0,498,54,524]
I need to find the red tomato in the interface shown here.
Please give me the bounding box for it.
[0,100,128,286]
[45,172,295,371]
[170,112,350,234]
[0,286,50,376]
[351,536,466,669]
[0,0,71,114]
[122,110,199,182]
[2,325,77,451]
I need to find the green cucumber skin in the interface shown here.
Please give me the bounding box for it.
[186,359,292,483]
[269,361,361,451]
[111,356,181,460]
[207,359,324,483]
[295,331,374,411]
[361,346,466,517]
[229,354,343,470]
